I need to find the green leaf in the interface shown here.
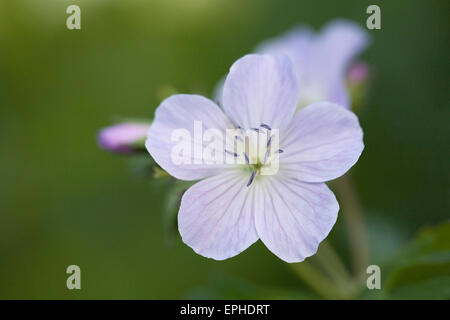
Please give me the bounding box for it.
[384,222,450,299]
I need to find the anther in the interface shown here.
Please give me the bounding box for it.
[246,171,256,187]
[266,136,272,148]
[260,123,271,130]
[225,150,239,157]
[243,152,250,165]
[275,149,284,154]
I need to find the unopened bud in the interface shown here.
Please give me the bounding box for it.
[98,122,150,154]
[347,61,370,86]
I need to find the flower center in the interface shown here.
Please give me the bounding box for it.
[225,123,283,187]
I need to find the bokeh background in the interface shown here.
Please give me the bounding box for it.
[0,0,448,299]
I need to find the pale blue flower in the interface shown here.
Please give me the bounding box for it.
[146,54,364,262]
[256,19,369,109]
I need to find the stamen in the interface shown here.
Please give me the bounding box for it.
[225,150,239,157]
[260,123,271,130]
[275,149,284,154]
[250,127,260,132]
[246,171,256,187]
[243,152,250,165]
[266,136,272,148]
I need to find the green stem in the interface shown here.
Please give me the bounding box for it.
[314,241,352,286]
[289,241,359,299]
[289,262,343,299]
[289,173,368,299]
[333,173,369,278]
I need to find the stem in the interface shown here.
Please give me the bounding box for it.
[289,173,368,299]
[314,241,352,286]
[289,262,343,299]
[289,241,358,299]
[333,173,369,278]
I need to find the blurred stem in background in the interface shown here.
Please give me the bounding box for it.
[290,173,369,299]
[290,240,358,299]
[334,173,369,278]
[290,260,344,299]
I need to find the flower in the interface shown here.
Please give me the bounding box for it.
[255,19,369,110]
[98,122,150,153]
[146,54,364,262]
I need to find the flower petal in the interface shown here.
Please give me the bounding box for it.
[255,26,314,81]
[255,20,369,109]
[178,170,259,260]
[222,54,299,131]
[254,177,338,263]
[306,21,368,108]
[326,79,350,109]
[315,20,370,81]
[281,102,364,182]
[146,94,235,180]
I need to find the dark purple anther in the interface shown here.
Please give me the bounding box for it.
[244,152,250,165]
[225,150,239,158]
[246,171,256,187]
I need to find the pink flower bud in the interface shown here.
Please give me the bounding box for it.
[347,61,370,85]
[98,122,150,153]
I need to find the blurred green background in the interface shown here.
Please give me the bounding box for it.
[0,0,448,299]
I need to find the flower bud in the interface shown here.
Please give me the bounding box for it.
[98,122,150,154]
[347,61,370,86]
